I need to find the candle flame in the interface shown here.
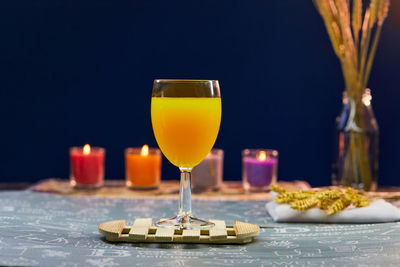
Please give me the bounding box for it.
[141,144,149,156]
[83,144,91,155]
[258,151,267,161]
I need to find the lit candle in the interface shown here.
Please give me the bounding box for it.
[192,149,224,192]
[242,149,278,192]
[70,144,105,189]
[125,145,162,189]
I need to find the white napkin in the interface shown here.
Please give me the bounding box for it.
[266,199,400,223]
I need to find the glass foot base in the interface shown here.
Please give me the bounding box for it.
[155,215,215,230]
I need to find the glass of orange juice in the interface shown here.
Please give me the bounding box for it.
[151,79,221,229]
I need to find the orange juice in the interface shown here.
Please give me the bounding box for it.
[151,97,221,168]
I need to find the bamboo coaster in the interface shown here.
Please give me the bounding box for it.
[209,220,228,241]
[98,218,260,244]
[129,218,152,240]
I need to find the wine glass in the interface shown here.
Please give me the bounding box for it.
[151,79,221,229]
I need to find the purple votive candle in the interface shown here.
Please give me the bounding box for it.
[242,149,278,192]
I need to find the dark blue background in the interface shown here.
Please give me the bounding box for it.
[1,1,399,186]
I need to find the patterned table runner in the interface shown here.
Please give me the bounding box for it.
[28,179,311,201]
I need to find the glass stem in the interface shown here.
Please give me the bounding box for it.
[178,168,192,217]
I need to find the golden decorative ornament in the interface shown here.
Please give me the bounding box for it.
[291,197,320,210]
[271,184,370,215]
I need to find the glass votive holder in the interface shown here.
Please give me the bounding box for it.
[191,149,224,192]
[125,145,162,189]
[70,144,105,189]
[242,149,278,192]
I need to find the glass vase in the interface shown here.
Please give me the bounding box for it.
[332,89,379,191]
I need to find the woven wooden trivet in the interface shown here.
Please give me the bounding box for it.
[99,218,260,244]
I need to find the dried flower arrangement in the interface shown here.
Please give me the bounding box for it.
[313,0,390,191]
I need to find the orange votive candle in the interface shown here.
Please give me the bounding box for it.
[125,145,162,189]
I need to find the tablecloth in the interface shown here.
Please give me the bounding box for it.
[1,191,400,266]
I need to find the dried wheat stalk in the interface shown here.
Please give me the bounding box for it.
[313,0,389,100]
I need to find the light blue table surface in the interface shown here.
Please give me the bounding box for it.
[0,191,400,267]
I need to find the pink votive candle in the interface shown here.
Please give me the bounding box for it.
[191,149,224,192]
